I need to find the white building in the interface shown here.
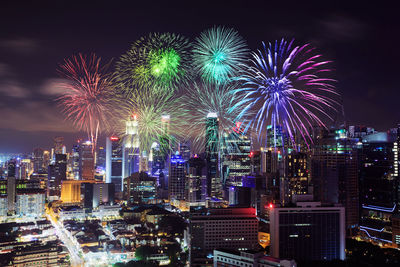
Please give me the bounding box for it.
[15,191,45,218]
[214,249,297,267]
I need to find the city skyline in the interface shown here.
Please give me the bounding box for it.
[1,1,400,152]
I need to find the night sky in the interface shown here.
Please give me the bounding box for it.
[1,1,399,153]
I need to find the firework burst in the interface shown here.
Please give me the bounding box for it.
[115,32,192,94]
[182,81,247,153]
[231,39,340,146]
[57,54,115,150]
[192,26,249,83]
[119,88,186,155]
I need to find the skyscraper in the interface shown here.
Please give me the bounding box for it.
[53,136,64,155]
[169,154,186,201]
[221,132,251,186]
[80,141,94,180]
[270,201,345,261]
[359,129,399,243]
[205,112,220,198]
[123,117,140,179]
[187,156,206,203]
[106,136,123,192]
[33,148,44,173]
[311,128,359,231]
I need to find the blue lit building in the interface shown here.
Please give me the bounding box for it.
[168,154,186,201]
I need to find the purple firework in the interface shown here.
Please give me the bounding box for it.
[230,39,340,146]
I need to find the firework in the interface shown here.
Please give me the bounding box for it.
[115,32,192,94]
[192,26,249,83]
[57,54,115,150]
[119,88,186,155]
[182,81,247,153]
[231,39,339,146]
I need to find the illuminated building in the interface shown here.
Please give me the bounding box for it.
[270,201,345,261]
[80,140,95,180]
[71,143,80,179]
[60,180,82,203]
[47,154,66,199]
[169,154,186,201]
[12,242,59,266]
[53,136,64,155]
[287,152,309,197]
[228,186,251,206]
[97,146,106,169]
[189,207,258,261]
[123,117,140,178]
[43,150,50,171]
[205,112,220,198]
[124,172,157,204]
[7,159,16,178]
[83,182,115,209]
[213,249,297,267]
[221,132,251,186]
[186,156,206,204]
[15,189,45,218]
[311,128,359,231]
[359,128,399,243]
[106,136,123,193]
[33,148,44,173]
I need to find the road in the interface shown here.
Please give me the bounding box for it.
[46,208,84,267]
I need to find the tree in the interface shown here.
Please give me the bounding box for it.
[135,245,157,261]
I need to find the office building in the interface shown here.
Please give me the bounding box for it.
[124,172,157,204]
[15,189,45,218]
[359,129,399,243]
[187,156,206,204]
[123,117,140,178]
[106,136,123,192]
[60,180,83,203]
[80,140,95,180]
[213,249,297,267]
[169,154,186,201]
[221,132,251,186]
[287,152,309,197]
[311,128,359,230]
[205,112,220,198]
[53,136,64,155]
[83,182,115,209]
[189,207,258,258]
[270,201,345,261]
[33,148,44,173]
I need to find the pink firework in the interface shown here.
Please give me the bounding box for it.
[57,54,114,151]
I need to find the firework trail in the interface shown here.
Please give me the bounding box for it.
[57,54,116,151]
[230,39,340,146]
[115,32,192,95]
[192,26,249,84]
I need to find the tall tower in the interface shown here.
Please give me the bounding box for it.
[169,154,186,201]
[123,116,140,178]
[53,136,64,155]
[205,112,220,198]
[106,136,123,192]
[33,148,44,173]
[80,141,95,180]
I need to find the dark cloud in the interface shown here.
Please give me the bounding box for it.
[0,37,39,54]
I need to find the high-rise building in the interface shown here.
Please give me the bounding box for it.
[359,130,399,243]
[270,201,345,261]
[47,154,67,198]
[83,182,115,209]
[33,148,44,173]
[205,112,220,198]
[53,136,64,155]
[71,143,81,179]
[124,172,157,204]
[213,249,297,267]
[187,156,206,204]
[221,132,251,186]
[311,128,359,231]
[7,159,16,178]
[106,136,123,192]
[169,154,186,201]
[97,146,106,169]
[189,207,258,260]
[80,141,95,180]
[287,152,309,197]
[123,117,140,178]
[15,189,45,218]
